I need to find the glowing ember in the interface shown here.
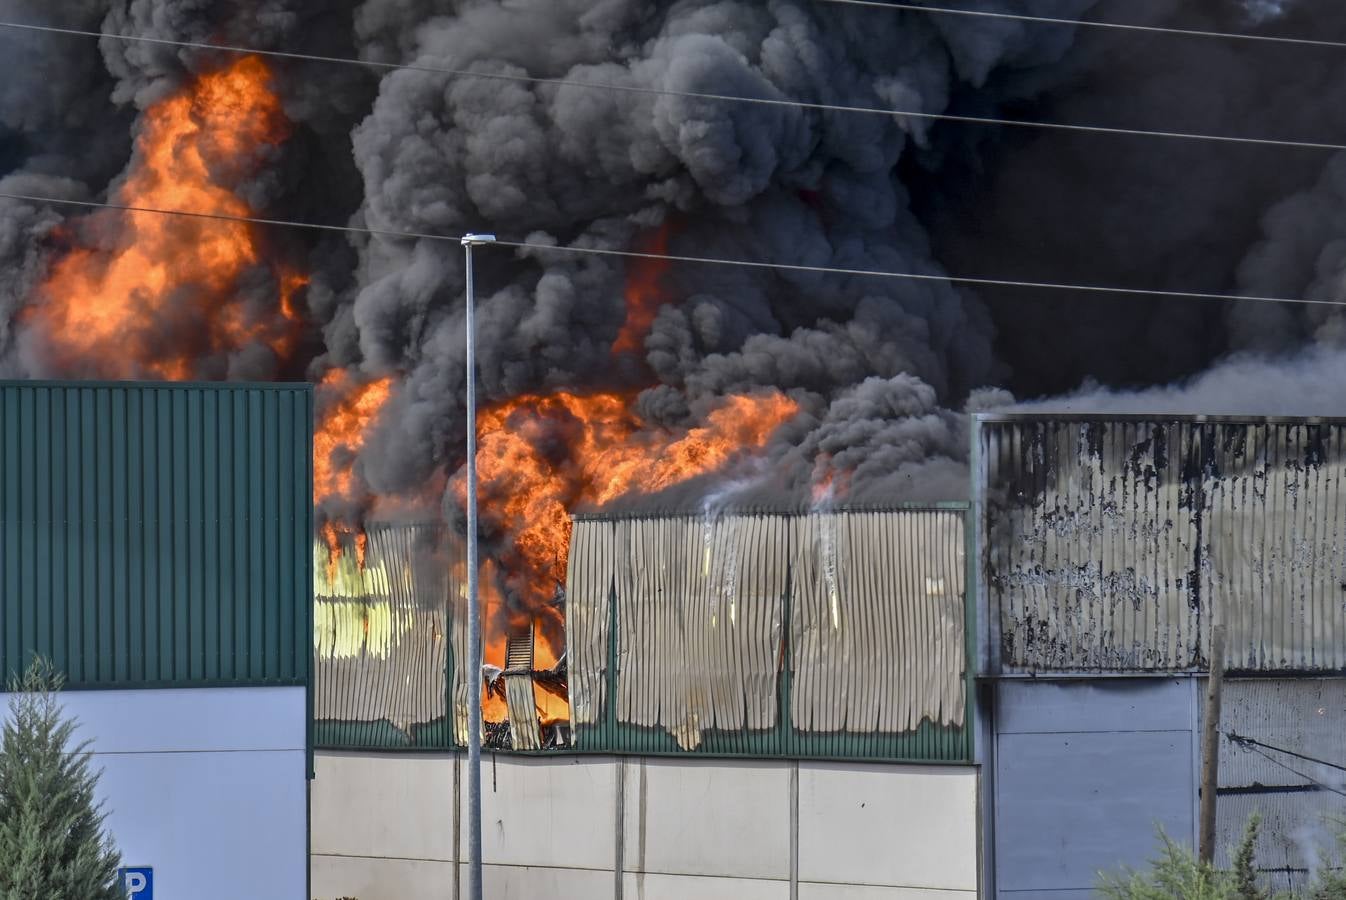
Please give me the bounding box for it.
[611,223,671,355]
[28,56,299,378]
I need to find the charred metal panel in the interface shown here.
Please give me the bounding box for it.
[313,524,452,749]
[1213,678,1346,892]
[503,631,542,750]
[979,415,1346,672]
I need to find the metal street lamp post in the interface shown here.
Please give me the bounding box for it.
[461,231,495,900]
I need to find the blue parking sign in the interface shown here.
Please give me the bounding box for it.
[119,867,152,899]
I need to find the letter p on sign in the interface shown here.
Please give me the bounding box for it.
[119,867,152,899]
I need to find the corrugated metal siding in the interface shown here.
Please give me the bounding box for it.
[566,515,612,728]
[1213,678,1346,891]
[980,417,1346,672]
[1,382,309,683]
[0,381,311,688]
[791,510,965,734]
[312,524,453,748]
[567,508,971,762]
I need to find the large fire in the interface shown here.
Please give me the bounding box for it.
[463,387,799,727]
[28,56,301,379]
[28,57,803,742]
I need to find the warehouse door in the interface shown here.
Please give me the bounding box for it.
[993,678,1198,899]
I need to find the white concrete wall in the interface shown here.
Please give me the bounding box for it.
[311,751,978,900]
[0,686,307,900]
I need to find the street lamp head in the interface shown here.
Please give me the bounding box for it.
[461,233,497,246]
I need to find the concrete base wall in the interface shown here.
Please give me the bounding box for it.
[311,752,979,900]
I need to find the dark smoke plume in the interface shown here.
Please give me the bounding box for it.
[3,0,1346,532]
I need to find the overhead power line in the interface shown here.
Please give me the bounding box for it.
[1226,733,1346,799]
[4,189,1346,310]
[819,0,1346,52]
[1227,731,1346,773]
[2,19,1346,153]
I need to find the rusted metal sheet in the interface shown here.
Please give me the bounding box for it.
[979,416,1346,672]
[567,508,966,754]
[313,524,451,748]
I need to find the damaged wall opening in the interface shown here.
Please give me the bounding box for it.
[314,506,973,763]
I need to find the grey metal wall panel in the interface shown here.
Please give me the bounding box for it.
[1217,791,1342,895]
[1212,678,1346,890]
[980,416,1346,673]
[997,678,1193,735]
[994,679,1196,896]
[0,381,312,688]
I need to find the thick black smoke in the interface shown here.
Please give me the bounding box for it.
[3,0,1346,520]
[343,0,1096,510]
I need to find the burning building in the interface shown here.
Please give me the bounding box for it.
[7,0,1346,898]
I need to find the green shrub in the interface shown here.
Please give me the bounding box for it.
[0,659,122,900]
[1099,818,1266,900]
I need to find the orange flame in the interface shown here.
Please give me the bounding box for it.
[457,387,798,725]
[314,371,394,505]
[611,223,671,355]
[315,371,393,575]
[29,56,300,378]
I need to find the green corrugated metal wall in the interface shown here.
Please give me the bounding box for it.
[0,381,313,688]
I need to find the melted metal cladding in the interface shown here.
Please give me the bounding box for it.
[566,508,967,751]
[313,525,451,747]
[314,522,570,751]
[980,416,1346,673]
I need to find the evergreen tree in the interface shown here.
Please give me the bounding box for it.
[1232,814,1267,900]
[0,659,121,900]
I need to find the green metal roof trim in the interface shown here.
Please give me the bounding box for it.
[0,381,313,688]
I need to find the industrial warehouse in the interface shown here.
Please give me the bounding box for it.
[6,3,1346,898]
[5,381,1346,897]
[305,412,1346,898]
[0,381,313,899]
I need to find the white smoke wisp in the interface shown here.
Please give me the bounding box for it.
[1012,346,1346,417]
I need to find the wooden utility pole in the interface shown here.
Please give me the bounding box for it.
[1198,623,1227,866]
